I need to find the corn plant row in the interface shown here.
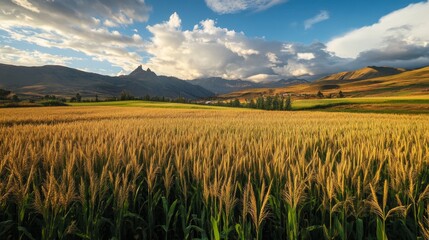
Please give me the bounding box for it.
[0,107,429,239]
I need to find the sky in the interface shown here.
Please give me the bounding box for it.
[1,0,429,81]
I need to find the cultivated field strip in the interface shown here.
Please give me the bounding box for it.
[1,107,429,239]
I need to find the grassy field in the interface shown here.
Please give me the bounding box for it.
[1,106,429,239]
[3,95,429,114]
[69,96,429,114]
[292,95,429,113]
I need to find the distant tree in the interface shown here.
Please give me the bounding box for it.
[120,91,134,100]
[256,96,264,109]
[273,95,280,110]
[317,91,324,98]
[175,97,186,103]
[151,96,161,101]
[265,96,273,110]
[120,91,127,100]
[95,94,99,102]
[338,90,345,98]
[285,94,292,110]
[143,94,151,101]
[44,95,57,100]
[70,97,77,102]
[247,99,256,108]
[0,89,11,100]
[281,96,285,110]
[11,94,20,102]
[232,99,241,107]
[41,100,68,106]
[76,93,82,102]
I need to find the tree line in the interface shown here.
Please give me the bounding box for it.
[48,91,295,111]
[2,89,294,111]
[217,94,293,111]
[70,91,192,104]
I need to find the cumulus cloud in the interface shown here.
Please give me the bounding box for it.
[0,0,151,72]
[304,10,329,30]
[297,53,315,60]
[145,12,345,81]
[266,52,281,64]
[351,39,429,69]
[205,0,286,14]
[327,1,429,59]
[3,0,428,81]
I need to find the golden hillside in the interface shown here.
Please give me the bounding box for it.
[318,66,405,81]
[220,66,429,99]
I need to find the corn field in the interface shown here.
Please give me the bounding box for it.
[1,106,429,240]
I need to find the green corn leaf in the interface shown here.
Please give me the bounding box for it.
[167,199,179,222]
[18,226,36,240]
[355,218,364,240]
[235,223,244,240]
[376,218,387,240]
[334,217,345,240]
[74,232,91,239]
[211,216,220,240]
[0,220,14,236]
[323,224,330,240]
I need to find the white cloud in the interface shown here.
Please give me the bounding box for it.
[0,45,78,66]
[0,0,151,72]
[168,12,182,28]
[272,60,311,77]
[266,52,280,64]
[205,0,286,14]
[327,1,429,59]
[145,12,344,81]
[247,74,280,82]
[11,0,40,13]
[304,10,329,30]
[297,52,315,60]
[2,1,427,81]
[224,41,259,58]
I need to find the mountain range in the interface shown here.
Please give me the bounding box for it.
[220,66,429,99]
[0,63,307,99]
[1,63,428,100]
[0,64,213,99]
[189,77,307,94]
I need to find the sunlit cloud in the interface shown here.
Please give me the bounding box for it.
[1,0,428,80]
[327,1,429,61]
[0,0,151,72]
[145,12,344,81]
[0,45,78,66]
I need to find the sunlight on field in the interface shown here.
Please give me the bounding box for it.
[69,100,234,110]
[1,107,429,239]
[293,95,429,111]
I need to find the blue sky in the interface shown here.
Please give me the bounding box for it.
[144,0,421,43]
[1,0,429,81]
